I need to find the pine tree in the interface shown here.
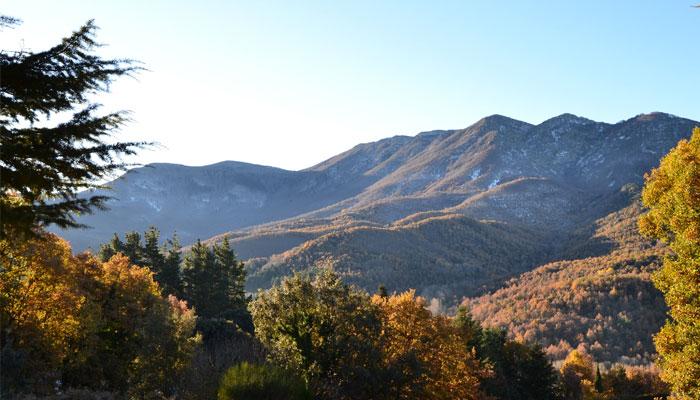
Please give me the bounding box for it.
[160,234,183,297]
[594,365,604,393]
[142,227,165,278]
[182,240,216,318]
[98,233,124,262]
[0,18,146,238]
[122,231,143,265]
[216,237,246,312]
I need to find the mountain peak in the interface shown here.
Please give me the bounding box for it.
[632,112,678,122]
[540,113,595,127]
[470,114,533,133]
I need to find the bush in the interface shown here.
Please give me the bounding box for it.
[218,362,311,400]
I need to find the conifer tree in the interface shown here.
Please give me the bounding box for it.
[122,231,143,265]
[142,227,165,277]
[594,365,603,393]
[182,240,216,318]
[0,18,146,238]
[214,236,246,312]
[160,234,183,297]
[98,233,124,262]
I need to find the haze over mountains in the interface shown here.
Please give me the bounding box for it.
[56,111,698,362]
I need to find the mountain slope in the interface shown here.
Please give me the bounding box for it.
[466,192,669,364]
[57,112,697,256]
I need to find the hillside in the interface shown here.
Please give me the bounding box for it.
[467,192,669,364]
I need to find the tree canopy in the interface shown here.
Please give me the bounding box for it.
[0,18,146,238]
[639,126,700,399]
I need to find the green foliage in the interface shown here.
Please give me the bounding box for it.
[100,231,250,331]
[454,310,561,400]
[217,362,311,400]
[250,269,386,400]
[161,234,184,297]
[179,329,267,400]
[0,18,146,238]
[99,227,182,297]
[595,365,603,393]
[639,127,700,399]
[182,238,248,322]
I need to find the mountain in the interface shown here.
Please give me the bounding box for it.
[60,112,695,252]
[467,191,669,364]
[54,112,699,362]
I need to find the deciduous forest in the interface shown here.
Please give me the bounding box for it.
[2,12,699,400]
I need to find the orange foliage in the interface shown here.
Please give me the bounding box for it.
[372,290,488,400]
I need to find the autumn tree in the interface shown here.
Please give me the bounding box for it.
[0,233,200,397]
[560,349,594,400]
[0,18,146,238]
[639,127,700,399]
[0,233,91,393]
[251,269,386,400]
[372,290,487,400]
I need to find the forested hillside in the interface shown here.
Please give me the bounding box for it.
[468,194,669,364]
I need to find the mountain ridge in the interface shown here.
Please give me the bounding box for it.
[52,111,699,363]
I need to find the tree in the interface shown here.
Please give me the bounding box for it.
[213,236,247,314]
[251,269,386,400]
[372,290,487,400]
[639,127,700,399]
[122,231,143,265]
[98,233,124,262]
[98,228,183,297]
[63,254,200,397]
[213,236,251,331]
[594,365,603,394]
[0,233,200,397]
[161,234,183,297]
[218,362,311,400]
[0,233,92,394]
[0,18,146,238]
[560,349,594,400]
[182,240,217,318]
[142,226,165,278]
[453,307,561,400]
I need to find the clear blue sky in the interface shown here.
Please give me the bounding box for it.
[3,1,699,170]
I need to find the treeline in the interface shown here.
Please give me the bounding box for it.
[97,229,251,330]
[0,229,671,399]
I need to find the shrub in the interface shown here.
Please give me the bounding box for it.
[218,362,311,400]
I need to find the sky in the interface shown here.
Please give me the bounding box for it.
[2,1,699,171]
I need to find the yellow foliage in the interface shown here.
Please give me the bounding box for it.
[639,127,700,398]
[0,232,200,395]
[372,290,487,400]
[0,233,95,370]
